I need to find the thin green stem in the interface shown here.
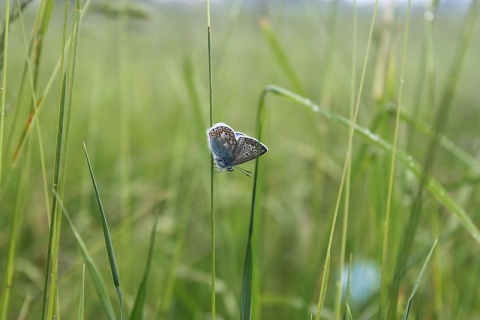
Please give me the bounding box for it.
[15,0,50,221]
[380,0,411,317]
[335,0,357,317]
[207,1,215,319]
[0,0,10,187]
[0,137,32,320]
[42,0,70,318]
[316,1,378,318]
[388,1,479,316]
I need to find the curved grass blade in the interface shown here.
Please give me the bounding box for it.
[260,85,480,245]
[403,239,438,320]
[53,190,116,320]
[83,142,124,320]
[240,82,270,320]
[386,106,480,173]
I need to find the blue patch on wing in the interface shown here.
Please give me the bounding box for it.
[210,137,234,164]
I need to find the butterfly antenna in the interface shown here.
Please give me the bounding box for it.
[235,166,252,177]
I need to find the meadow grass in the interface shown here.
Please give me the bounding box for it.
[1,0,480,319]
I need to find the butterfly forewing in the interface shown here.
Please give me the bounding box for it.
[207,124,237,164]
[231,136,268,166]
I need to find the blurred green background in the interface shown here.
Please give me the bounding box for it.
[1,0,480,319]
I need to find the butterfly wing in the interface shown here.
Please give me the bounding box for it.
[207,123,237,166]
[230,135,268,166]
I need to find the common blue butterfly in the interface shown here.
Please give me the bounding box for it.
[207,122,268,175]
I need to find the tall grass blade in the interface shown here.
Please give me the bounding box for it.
[240,85,269,320]
[42,0,84,316]
[0,138,32,320]
[10,0,92,167]
[83,142,124,320]
[335,0,357,316]
[0,0,12,187]
[403,239,438,320]
[130,204,162,320]
[206,1,216,319]
[78,264,85,320]
[316,1,378,318]
[2,0,52,165]
[14,0,51,221]
[240,240,253,320]
[389,1,479,316]
[53,190,116,320]
[380,0,412,316]
[43,67,67,320]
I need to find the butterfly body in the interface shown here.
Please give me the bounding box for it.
[207,122,268,173]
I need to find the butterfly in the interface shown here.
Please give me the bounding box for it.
[207,122,268,176]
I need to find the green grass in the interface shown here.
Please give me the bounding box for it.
[1,0,480,319]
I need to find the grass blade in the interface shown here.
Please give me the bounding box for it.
[53,190,116,320]
[43,10,68,317]
[0,137,32,320]
[206,1,216,319]
[260,85,480,245]
[130,204,162,320]
[83,142,124,320]
[380,0,412,316]
[389,1,479,315]
[240,240,253,320]
[0,0,12,187]
[78,264,85,320]
[239,84,270,320]
[403,239,438,320]
[316,1,379,317]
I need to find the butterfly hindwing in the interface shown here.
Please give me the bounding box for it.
[207,123,237,165]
